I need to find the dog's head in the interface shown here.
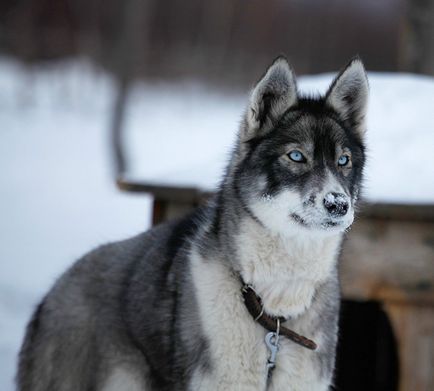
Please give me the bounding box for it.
[233,56,368,236]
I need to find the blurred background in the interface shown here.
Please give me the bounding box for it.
[1,1,433,390]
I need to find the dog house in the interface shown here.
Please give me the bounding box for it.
[113,74,434,391]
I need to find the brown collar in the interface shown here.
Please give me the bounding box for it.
[241,284,317,350]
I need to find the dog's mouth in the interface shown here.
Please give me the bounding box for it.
[320,220,341,228]
[291,213,347,230]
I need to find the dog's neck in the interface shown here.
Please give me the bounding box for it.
[233,216,342,319]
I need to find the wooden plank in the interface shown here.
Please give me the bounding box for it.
[116,179,208,203]
[384,303,434,391]
[151,198,198,225]
[152,199,168,226]
[359,202,434,222]
[340,218,434,304]
[117,181,434,221]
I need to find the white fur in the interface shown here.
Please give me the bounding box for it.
[235,218,341,319]
[251,190,305,236]
[250,174,354,239]
[268,336,331,391]
[189,216,341,390]
[241,171,347,319]
[188,164,347,389]
[190,247,268,391]
[103,367,145,391]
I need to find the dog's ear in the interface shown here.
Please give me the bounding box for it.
[326,57,369,139]
[244,56,297,140]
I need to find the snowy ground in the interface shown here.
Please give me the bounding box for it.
[1,56,433,390]
[0,58,152,390]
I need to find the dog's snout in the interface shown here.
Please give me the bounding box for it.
[323,192,349,217]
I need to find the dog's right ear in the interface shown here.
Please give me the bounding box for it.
[243,56,297,141]
[325,57,369,139]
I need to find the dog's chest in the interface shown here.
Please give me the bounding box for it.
[236,220,339,280]
[190,248,329,391]
[235,222,340,319]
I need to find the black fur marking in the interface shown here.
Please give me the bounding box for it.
[209,192,224,237]
[291,213,308,226]
[258,92,275,128]
[232,162,265,227]
[119,214,207,390]
[244,133,270,156]
[166,209,202,260]
[304,194,316,206]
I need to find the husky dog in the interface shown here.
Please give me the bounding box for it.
[17,56,368,391]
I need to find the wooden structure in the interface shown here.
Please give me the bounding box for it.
[340,203,434,391]
[118,177,434,390]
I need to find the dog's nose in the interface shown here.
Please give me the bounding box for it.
[323,192,349,217]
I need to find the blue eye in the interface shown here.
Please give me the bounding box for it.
[338,155,350,166]
[288,150,305,163]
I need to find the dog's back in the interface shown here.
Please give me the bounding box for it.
[16,211,208,391]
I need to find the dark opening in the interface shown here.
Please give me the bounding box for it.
[334,300,399,391]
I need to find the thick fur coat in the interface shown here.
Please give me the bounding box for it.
[17,57,368,391]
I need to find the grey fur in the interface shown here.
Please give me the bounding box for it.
[17,56,367,390]
[17,222,211,391]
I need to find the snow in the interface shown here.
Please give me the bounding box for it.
[0,58,152,390]
[1,56,433,390]
[126,72,434,204]
[298,73,434,204]
[124,82,241,190]
[324,192,347,205]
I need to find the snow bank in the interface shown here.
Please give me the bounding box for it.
[299,73,434,204]
[125,72,434,204]
[0,58,152,390]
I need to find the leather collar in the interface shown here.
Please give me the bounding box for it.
[241,283,317,350]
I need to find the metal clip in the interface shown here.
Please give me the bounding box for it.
[265,319,280,379]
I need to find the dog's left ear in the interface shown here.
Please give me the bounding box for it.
[244,56,297,141]
[326,57,369,139]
